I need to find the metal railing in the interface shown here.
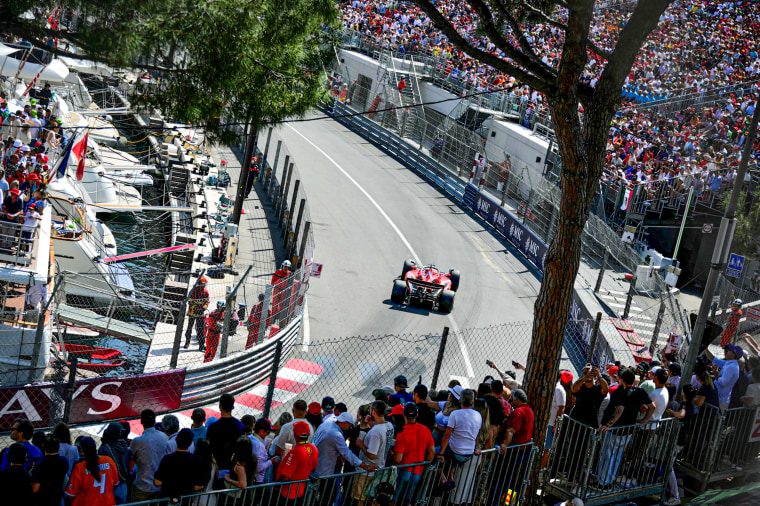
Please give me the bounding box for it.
[544,415,681,505]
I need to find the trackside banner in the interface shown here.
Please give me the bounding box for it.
[0,369,186,428]
[465,184,548,271]
[463,184,613,369]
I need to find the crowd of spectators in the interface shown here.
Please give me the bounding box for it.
[339,1,760,212]
[1,336,759,505]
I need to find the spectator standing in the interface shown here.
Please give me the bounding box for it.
[704,344,742,410]
[129,409,169,501]
[223,437,256,493]
[1,418,42,472]
[98,423,130,505]
[306,402,323,430]
[206,393,244,484]
[276,422,319,504]
[487,360,522,390]
[65,437,119,506]
[193,439,217,502]
[30,436,68,506]
[413,384,436,431]
[185,276,209,350]
[276,400,315,458]
[499,389,534,449]
[390,375,414,405]
[153,429,206,501]
[597,369,654,486]
[248,418,280,483]
[163,414,193,454]
[423,384,462,446]
[354,400,396,501]
[569,365,608,428]
[313,412,375,479]
[542,371,571,468]
[189,408,208,443]
[393,403,435,506]
[438,389,481,490]
[321,396,337,423]
[0,443,33,503]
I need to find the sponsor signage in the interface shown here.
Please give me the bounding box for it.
[747,306,760,323]
[0,369,186,428]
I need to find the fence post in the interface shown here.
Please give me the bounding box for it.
[289,199,306,261]
[62,357,78,424]
[171,270,206,369]
[594,247,610,293]
[266,141,282,190]
[283,180,300,241]
[649,298,667,356]
[263,340,283,419]
[220,265,253,359]
[431,327,449,391]
[623,275,637,320]
[272,154,289,200]
[31,277,63,383]
[278,163,294,227]
[297,221,311,268]
[586,312,602,363]
[263,127,273,161]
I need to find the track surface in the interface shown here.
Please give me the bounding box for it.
[267,116,542,407]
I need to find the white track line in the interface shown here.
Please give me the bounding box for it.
[286,124,474,378]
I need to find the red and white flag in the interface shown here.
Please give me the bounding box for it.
[73,132,89,181]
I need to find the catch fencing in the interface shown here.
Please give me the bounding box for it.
[544,415,681,505]
[123,447,537,506]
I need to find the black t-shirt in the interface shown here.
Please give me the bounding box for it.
[698,383,720,408]
[31,454,68,506]
[602,385,652,428]
[206,417,243,471]
[569,384,605,428]
[416,402,437,431]
[3,195,22,219]
[0,466,33,503]
[154,451,206,499]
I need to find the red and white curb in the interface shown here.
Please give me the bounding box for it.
[81,358,324,438]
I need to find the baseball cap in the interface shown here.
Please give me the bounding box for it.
[293,421,310,440]
[390,404,405,416]
[724,344,744,359]
[447,385,463,400]
[27,203,36,209]
[635,361,650,375]
[254,418,275,432]
[21,145,31,152]
[335,412,355,425]
[372,387,390,400]
[394,375,408,388]
[639,380,656,395]
[307,402,321,416]
[321,396,335,410]
[560,371,574,384]
[13,139,22,148]
[403,402,418,418]
[668,362,682,376]
[10,189,19,196]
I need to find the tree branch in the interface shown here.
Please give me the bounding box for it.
[412,0,552,95]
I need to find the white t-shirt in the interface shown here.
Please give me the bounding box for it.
[22,210,40,232]
[361,421,395,472]
[447,408,482,455]
[548,382,566,426]
[650,387,669,422]
[275,418,315,450]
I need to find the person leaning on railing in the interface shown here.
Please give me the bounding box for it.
[0,188,23,251]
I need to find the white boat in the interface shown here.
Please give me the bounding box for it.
[47,196,135,305]
[0,43,70,83]
[0,201,52,384]
[87,116,121,147]
[89,143,155,187]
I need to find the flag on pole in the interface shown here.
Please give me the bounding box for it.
[47,133,76,183]
[73,132,89,181]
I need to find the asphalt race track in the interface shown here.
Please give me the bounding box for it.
[265,115,550,414]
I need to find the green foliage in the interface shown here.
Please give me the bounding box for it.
[726,190,760,260]
[2,0,339,143]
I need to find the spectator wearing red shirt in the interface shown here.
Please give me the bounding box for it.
[499,389,534,450]
[393,403,435,505]
[276,421,318,502]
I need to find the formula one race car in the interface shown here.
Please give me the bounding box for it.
[390,259,460,312]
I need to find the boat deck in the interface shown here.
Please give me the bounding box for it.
[56,304,151,344]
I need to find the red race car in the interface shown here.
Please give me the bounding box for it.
[390,259,460,312]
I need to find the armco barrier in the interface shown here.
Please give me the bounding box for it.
[329,101,616,372]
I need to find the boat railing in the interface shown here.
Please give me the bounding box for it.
[0,219,41,268]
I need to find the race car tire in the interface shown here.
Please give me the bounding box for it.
[401,259,415,278]
[440,290,455,313]
[449,269,461,291]
[391,279,407,304]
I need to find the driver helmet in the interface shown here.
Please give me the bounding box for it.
[732,298,742,306]
[282,260,292,270]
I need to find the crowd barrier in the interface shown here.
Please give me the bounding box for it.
[544,415,681,505]
[124,444,537,506]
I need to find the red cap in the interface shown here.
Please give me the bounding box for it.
[308,402,321,416]
[293,421,310,440]
[607,366,619,376]
[10,188,19,196]
[560,371,574,384]
[391,404,405,416]
[28,203,36,208]
[199,276,207,283]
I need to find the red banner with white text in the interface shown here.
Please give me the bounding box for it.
[0,369,186,428]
